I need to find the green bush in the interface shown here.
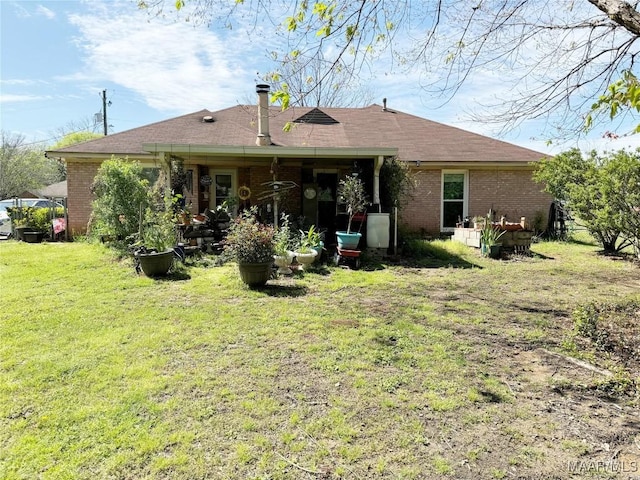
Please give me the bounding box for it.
[90,157,150,239]
[30,207,64,232]
[380,157,415,212]
[534,148,640,252]
[8,206,63,231]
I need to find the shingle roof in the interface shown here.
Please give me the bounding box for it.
[48,104,547,164]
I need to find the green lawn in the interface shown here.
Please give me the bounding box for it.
[1,240,638,479]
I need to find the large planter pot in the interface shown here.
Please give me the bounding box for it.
[336,231,362,250]
[23,230,45,243]
[311,241,324,263]
[273,252,294,275]
[238,261,273,287]
[13,226,31,241]
[137,249,174,277]
[489,244,502,259]
[481,243,502,259]
[294,250,317,270]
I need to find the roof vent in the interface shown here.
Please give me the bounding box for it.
[202,115,214,123]
[293,108,339,125]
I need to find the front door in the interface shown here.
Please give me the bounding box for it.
[316,171,338,238]
[211,170,237,212]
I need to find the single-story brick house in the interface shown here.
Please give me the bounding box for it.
[46,85,552,239]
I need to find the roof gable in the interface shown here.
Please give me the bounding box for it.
[293,108,339,125]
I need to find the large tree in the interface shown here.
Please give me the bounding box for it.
[533,148,640,253]
[140,0,640,137]
[0,132,62,199]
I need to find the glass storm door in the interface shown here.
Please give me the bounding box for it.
[442,171,467,229]
[213,171,235,209]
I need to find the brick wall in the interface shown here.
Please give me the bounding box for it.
[66,161,100,235]
[468,169,551,226]
[401,167,551,235]
[400,169,441,233]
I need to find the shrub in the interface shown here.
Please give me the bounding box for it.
[224,207,275,263]
[380,157,415,212]
[90,157,150,239]
[7,206,63,231]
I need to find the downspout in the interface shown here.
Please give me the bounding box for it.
[373,155,385,212]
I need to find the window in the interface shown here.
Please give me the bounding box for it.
[441,171,468,230]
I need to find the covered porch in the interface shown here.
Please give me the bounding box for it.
[145,143,397,240]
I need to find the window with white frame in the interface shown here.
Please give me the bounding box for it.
[441,171,468,229]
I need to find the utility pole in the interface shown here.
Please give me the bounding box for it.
[101,89,109,136]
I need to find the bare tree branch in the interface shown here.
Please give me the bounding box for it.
[140,0,640,138]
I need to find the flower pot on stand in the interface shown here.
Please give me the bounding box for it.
[273,251,294,275]
[336,231,362,250]
[294,250,317,270]
[238,261,273,287]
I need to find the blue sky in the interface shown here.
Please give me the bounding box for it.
[1,0,639,154]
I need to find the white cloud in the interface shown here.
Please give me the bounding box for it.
[36,5,55,19]
[67,1,271,114]
[11,2,31,18]
[0,93,50,103]
[0,79,48,87]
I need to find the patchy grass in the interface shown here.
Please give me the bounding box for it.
[1,238,639,479]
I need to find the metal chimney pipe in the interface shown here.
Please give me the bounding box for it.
[256,84,271,146]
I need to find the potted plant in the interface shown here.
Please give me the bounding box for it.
[273,213,295,275]
[8,206,46,242]
[294,225,321,270]
[336,175,368,250]
[224,206,275,287]
[211,197,238,229]
[480,213,505,259]
[134,204,177,277]
[10,214,32,241]
[472,216,485,230]
[295,225,323,267]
